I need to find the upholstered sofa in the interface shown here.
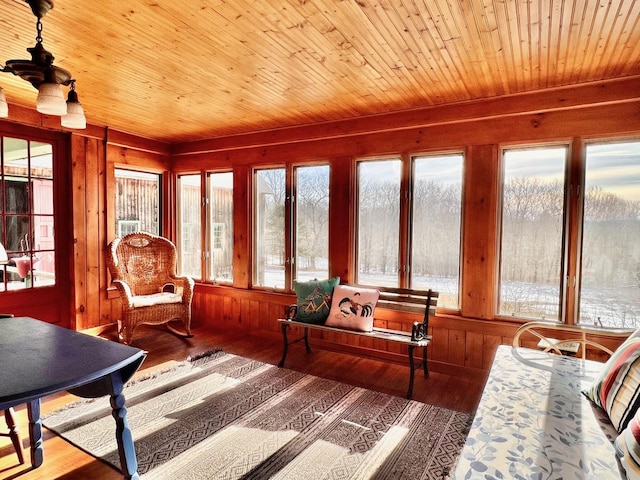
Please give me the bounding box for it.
[453,323,640,480]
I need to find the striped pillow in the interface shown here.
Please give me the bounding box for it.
[615,408,640,478]
[583,336,640,432]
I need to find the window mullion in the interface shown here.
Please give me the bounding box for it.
[282,166,292,290]
[399,154,412,288]
[202,175,210,281]
[563,137,584,324]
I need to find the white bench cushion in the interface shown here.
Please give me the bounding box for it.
[131,292,182,308]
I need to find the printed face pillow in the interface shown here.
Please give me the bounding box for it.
[293,277,340,324]
[325,285,380,332]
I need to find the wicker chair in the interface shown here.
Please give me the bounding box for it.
[106,232,195,345]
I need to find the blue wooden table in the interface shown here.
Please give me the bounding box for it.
[0,317,146,479]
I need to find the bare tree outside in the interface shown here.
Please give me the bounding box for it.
[246,142,640,328]
[499,147,567,320]
[295,165,329,281]
[411,154,463,309]
[357,159,401,287]
[498,142,640,328]
[580,141,640,328]
[254,168,286,288]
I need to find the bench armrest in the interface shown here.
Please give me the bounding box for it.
[285,304,297,320]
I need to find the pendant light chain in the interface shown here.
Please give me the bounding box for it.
[36,18,43,45]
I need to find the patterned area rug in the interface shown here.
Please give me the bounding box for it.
[43,350,471,479]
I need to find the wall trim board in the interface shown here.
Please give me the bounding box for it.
[171,76,640,156]
[105,129,171,155]
[170,102,640,170]
[1,102,170,154]
[194,283,294,304]
[431,314,522,338]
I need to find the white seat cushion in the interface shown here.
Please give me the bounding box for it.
[131,292,183,308]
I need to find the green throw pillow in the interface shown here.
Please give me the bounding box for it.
[293,277,340,324]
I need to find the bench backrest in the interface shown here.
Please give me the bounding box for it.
[377,287,438,341]
[377,287,438,321]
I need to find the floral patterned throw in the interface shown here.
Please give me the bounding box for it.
[452,345,624,479]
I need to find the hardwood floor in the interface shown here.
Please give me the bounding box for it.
[0,323,485,479]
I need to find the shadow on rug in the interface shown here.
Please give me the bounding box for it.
[43,350,471,479]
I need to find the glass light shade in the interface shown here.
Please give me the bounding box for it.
[0,87,8,118]
[36,82,67,116]
[61,94,86,129]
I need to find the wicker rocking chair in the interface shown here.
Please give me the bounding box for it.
[106,232,195,345]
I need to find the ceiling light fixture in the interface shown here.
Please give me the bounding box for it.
[0,0,86,129]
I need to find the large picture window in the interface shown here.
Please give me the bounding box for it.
[354,154,463,307]
[177,174,202,278]
[356,159,401,287]
[207,172,233,283]
[0,137,55,291]
[294,165,329,283]
[498,146,568,320]
[252,165,330,289]
[254,168,286,289]
[580,141,640,328]
[411,154,463,308]
[114,169,160,236]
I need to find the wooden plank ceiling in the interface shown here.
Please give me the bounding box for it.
[0,0,638,143]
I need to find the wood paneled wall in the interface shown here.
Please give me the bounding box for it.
[173,78,640,378]
[70,130,172,331]
[190,284,515,380]
[1,78,638,379]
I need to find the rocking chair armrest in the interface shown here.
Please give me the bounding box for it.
[111,279,135,307]
[167,275,195,302]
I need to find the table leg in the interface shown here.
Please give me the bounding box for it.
[108,371,139,480]
[4,407,24,464]
[26,399,43,468]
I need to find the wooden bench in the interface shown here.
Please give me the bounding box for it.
[277,287,438,399]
